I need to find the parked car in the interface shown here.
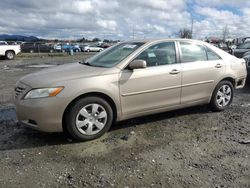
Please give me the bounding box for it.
[97,43,112,49]
[0,41,8,45]
[14,39,247,141]
[61,44,81,52]
[21,43,54,53]
[0,42,21,60]
[53,44,62,52]
[231,42,250,58]
[83,45,103,52]
[217,43,230,52]
[243,54,250,76]
[73,44,80,50]
[79,44,88,52]
[6,41,19,45]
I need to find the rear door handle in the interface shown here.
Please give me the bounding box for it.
[169,69,180,74]
[215,64,222,68]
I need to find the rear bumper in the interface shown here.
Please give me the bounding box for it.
[235,77,246,89]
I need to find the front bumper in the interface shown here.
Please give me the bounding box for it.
[15,96,67,132]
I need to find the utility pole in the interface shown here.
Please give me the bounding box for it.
[191,16,193,39]
[222,25,228,42]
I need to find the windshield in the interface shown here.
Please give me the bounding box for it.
[85,42,144,68]
[237,42,250,49]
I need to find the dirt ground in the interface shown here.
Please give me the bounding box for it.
[0,54,249,188]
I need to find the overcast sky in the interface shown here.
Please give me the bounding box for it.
[0,0,249,40]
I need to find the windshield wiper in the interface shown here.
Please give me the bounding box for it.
[79,60,92,66]
[79,60,107,68]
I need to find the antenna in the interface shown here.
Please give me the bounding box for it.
[133,24,135,39]
[191,16,193,39]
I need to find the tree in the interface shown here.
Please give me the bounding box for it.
[92,38,101,42]
[78,37,86,42]
[178,28,192,39]
[103,39,110,43]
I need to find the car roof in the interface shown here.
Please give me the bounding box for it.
[124,38,206,44]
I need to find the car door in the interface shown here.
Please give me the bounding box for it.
[119,41,182,117]
[94,46,99,51]
[179,42,225,104]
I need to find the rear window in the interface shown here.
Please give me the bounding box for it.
[206,47,221,60]
[180,42,207,62]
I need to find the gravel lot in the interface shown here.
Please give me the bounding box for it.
[0,54,249,188]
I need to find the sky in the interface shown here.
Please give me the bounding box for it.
[0,0,249,40]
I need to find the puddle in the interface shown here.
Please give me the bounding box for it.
[0,64,58,71]
[26,64,56,68]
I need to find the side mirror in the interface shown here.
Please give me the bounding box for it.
[129,59,147,70]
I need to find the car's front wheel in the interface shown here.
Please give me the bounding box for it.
[210,80,234,111]
[65,96,113,141]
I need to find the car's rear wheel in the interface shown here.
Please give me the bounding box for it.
[5,51,15,60]
[65,97,113,141]
[210,80,234,111]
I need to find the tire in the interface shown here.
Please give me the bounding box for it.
[210,80,234,112]
[50,49,54,53]
[30,49,34,53]
[5,51,15,60]
[87,49,90,52]
[65,96,113,141]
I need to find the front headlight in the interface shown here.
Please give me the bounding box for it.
[24,87,64,99]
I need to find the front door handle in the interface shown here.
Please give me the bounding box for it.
[169,69,180,74]
[215,64,222,68]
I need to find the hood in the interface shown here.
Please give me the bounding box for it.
[19,62,108,87]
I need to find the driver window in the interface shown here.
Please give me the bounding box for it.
[135,42,176,67]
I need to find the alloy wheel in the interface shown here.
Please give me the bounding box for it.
[75,103,107,135]
[216,85,232,107]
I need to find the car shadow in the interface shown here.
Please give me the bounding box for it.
[111,105,210,131]
[0,105,211,151]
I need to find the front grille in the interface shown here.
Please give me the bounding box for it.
[15,86,26,98]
